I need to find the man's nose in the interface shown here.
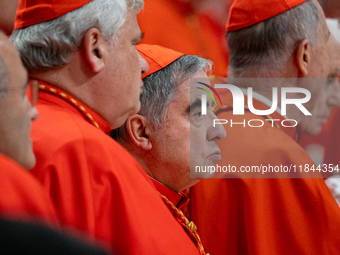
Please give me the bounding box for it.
[139,52,149,76]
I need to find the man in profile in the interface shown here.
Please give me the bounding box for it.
[0,30,108,255]
[112,44,226,255]
[0,30,55,221]
[189,0,340,254]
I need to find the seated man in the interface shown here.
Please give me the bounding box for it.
[111,44,226,255]
[0,30,55,222]
[189,0,340,254]
[0,30,108,255]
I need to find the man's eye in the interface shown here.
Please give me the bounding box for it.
[326,77,339,86]
[193,111,202,118]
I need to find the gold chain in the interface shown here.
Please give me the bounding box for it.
[158,192,209,255]
[38,83,100,129]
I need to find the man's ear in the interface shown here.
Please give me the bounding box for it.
[83,28,105,73]
[296,39,311,76]
[126,114,152,151]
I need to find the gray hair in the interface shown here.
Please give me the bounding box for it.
[10,0,144,70]
[111,55,212,142]
[227,0,320,77]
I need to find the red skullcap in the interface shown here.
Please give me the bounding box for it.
[137,44,185,79]
[14,0,93,29]
[226,0,308,31]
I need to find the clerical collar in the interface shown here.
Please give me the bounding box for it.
[36,80,111,134]
[148,176,188,209]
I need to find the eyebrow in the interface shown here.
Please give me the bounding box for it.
[133,32,144,45]
[187,98,201,113]
[327,68,340,78]
[187,98,214,113]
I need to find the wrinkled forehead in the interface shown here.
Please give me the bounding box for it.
[190,73,211,88]
[190,79,216,106]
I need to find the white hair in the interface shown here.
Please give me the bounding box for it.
[10,0,144,70]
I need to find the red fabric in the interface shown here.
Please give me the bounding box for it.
[30,81,200,254]
[14,0,93,29]
[150,178,188,209]
[189,93,340,255]
[150,178,207,255]
[137,44,184,79]
[226,0,308,31]
[138,0,229,77]
[0,154,56,223]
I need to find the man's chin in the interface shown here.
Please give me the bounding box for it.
[134,101,141,114]
[190,166,216,179]
[20,154,36,171]
[111,105,140,130]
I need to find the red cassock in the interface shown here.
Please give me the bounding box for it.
[30,81,200,254]
[189,94,340,255]
[138,0,229,77]
[151,178,209,255]
[0,154,56,223]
